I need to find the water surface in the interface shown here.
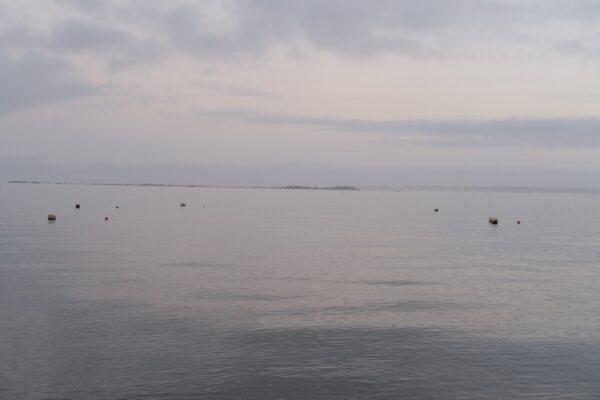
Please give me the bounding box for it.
[1,183,599,399]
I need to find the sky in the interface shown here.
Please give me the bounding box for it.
[2,0,600,187]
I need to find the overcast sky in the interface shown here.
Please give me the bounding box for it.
[2,0,600,187]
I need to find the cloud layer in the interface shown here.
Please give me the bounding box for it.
[0,52,98,115]
[2,1,600,186]
[202,110,600,148]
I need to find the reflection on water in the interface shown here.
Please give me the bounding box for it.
[1,184,600,399]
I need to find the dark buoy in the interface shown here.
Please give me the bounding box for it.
[517,220,521,224]
[116,205,119,209]
[104,217,108,221]
[434,208,439,212]
[75,204,80,209]
[180,203,186,207]
[48,214,57,221]
[488,217,498,225]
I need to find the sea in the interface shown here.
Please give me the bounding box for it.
[1,183,600,399]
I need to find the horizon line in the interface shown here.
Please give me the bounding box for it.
[5,180,600,195]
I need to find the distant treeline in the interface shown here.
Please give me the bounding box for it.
[9,180,40,184]
[8,180,359,191]
[279,185,359,191]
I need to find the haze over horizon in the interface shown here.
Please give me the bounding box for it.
[3,1,600,188]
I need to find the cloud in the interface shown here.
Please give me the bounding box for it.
[50,19,162,68]
[202,81,274,98]
[56,0,108,11]
[202,109,600,148]
[554,40,586,55]
[158,0,438,58]
[56,0,600,61]
[4,1,600,68]
[0,52,99,115]
[0,25,46,50]
[52,19,131,51]
[52,0,585,61]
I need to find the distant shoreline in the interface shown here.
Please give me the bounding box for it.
[6,181,360,191]
[6,180,600,195]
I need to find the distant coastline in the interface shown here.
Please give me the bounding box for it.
[7,181,360,191]
[278,185,359,191]
[7,180,600,194]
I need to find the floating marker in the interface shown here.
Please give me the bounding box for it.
[517,220,521,224]
[180,203,186,207]
[488,217,498,225]
[75,204,80,209]
[48,214,57,221]
[434,208,439,212]
[104,217,108,221]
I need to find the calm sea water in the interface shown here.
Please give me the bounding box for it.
[1,183,600,399]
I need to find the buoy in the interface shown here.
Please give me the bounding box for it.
[488,217,498,225]
[48,214,57,221]
[517,220,521,224]
[104,217,108,221]
[434,208,439,212]
[116,205,119,209]
[75,204,80,209]
[180,203,186,207]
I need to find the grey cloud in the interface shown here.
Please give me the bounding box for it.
[203,81,274,98]
[552,40,600,60]
[56,0,531,60]
[105,40,163,69]
[52,19,131,50]
[158,0,451,58]
[554,40,586,55]
[93,1,600,60]
[0,52,99,115]
[7,1,600,66]
[544,0,600,20]
[0,10,160,68]
[0,25,47,49]
[50,19,162,68]
[203,109,600,148]
[0,19,152,69]
[57,0,108,11]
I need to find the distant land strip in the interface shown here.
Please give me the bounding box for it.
[7,181,359,191]
[7,181,600,194]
